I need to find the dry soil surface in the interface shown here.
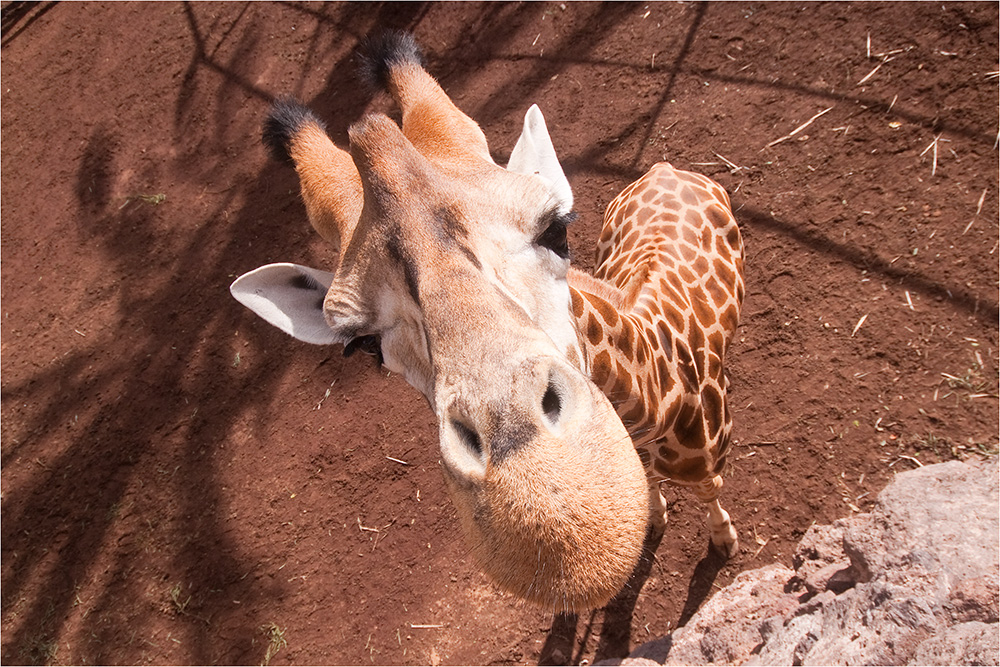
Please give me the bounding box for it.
[2,2,997,665]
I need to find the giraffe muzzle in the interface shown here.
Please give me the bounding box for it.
[437,356,650,610]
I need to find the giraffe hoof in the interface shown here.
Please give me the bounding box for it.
[647,486,667,538]
[710,531,739,559]
[648,514,667,539]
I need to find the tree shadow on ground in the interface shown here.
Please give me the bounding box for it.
[536,528,728,665]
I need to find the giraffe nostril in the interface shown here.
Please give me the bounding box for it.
[441,412,487,482]
[542,381,562,424]
[451,419,483,458]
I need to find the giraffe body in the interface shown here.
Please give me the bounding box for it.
[569,163,744,553]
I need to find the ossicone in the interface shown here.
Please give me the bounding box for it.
[262,97,327,164]
[356,30,424,92]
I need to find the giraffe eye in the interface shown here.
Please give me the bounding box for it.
[535,211,575,259]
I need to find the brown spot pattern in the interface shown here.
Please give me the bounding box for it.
[657,442,678,462]
[575,162,743,508]
[570,288,584,318]
[591,295,620,327]
[701,385,723,439]
[706,203,729,229]
[586,312,602,346]
[680,186,698,206]
[591,349,613,387]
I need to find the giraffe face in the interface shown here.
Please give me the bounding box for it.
[326,114,650,611]
[321,115,584,403]
[231,36,649,610]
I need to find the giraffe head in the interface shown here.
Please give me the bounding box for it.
[231,33,648,611]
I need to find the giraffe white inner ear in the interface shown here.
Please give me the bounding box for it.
[230,263,338,345]
[507,104,574,214]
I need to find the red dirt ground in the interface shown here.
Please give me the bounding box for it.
[2,2,997,665]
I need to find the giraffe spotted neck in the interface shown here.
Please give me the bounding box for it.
[566,162,744,552]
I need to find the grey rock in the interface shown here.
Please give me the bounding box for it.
[843,459,999,587]
[597,657,660,667]
[622,457,999,666]
[635,564,798,665]
[909,621,999,666]
[949,574,1000,623]
[791,523,855,595]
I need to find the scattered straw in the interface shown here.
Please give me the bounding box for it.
[856,62,883,86]
[964,188,988,234]
[851,314,869,337]
[314,380,336,411]
[357,518,379,533]
[763,107,833,149]
[919,134,950,177]
[751,524,770,557]
[261,624,287,666]
[873,46,913,59]
[357,517,395,551]
[119,193,166,210]
[890,455,924,468]
[713,152,745,174]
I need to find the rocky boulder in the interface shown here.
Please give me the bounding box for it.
[610,457,999,666]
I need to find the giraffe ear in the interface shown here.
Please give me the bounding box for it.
[230,263,339,345]
[507,104,573,214]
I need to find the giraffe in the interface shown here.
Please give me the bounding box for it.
[230,32,742,611]
[231,32,651,612]
[566,164,744,557]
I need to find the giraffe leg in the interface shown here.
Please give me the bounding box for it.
[648,481,667,536]
[693,475,738,558]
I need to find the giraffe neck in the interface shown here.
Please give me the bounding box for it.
[568,268,675,443]
[567,162,744,485]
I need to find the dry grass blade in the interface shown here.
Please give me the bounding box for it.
[763,107,833,149]
[851,314,869,337]
[357,518,380,533]
[890,455,924,468]
[119,193,166,210]
[713,152,745,174]
[976,188,988,215]
[751,524,770,557]
[261,624,287,666]
[964,188,988,234]
[856,62,883,86]
[919,134,950,176]
[874,46,913,58]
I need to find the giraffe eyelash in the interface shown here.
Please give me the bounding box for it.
[534,210,576,259]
